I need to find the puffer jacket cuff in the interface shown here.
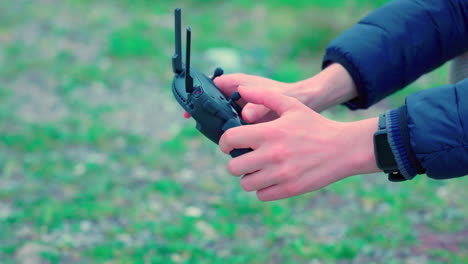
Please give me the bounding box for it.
[322,48,368,110]
[385,107,426,181]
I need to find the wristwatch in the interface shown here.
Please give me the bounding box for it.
[373,113,401,175]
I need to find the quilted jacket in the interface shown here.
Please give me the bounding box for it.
[323,0,468,181]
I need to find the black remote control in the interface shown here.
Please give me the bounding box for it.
[170,8,252,158]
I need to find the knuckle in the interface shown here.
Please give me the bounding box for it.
[269,150,283,163]
[269,125,287,139]
[276,166,292,180]
[240,177,252,192]
[227,160,239,176]
[223,129,234,142]
[284,182,301,196]
[256,191,269,202]
[269,145,288,163]
[222,130,236,149]
[285,161,298,175]
[279,144,290,157]
[219,141,229,154]
[289,97,301,105]
[286,97,302,110]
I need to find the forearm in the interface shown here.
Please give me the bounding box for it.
[322,0,468,109]
[289,63,358,112]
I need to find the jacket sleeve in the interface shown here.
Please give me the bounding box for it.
[322,0,468,180]
[322,0,468,109]
[386,79,468,180]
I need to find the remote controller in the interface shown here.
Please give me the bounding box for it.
[170,8,252,158]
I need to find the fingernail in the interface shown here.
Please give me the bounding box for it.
[243,108,254,121]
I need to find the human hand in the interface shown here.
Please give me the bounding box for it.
[183,73,296,123]
[183,63,358,122]
[219,86,380,201]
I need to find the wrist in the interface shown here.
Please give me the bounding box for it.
[290,63,357,112]
[341,117,381,175]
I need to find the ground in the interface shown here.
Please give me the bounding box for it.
[0,0,466,263]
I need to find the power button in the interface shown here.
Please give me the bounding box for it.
[193,86,203,97]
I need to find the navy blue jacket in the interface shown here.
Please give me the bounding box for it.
[322,0,468,181]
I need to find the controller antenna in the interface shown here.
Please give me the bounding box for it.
[185,27,194,93]
[172,8,183,74]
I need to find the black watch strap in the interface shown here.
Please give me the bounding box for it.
[373,114,405,180]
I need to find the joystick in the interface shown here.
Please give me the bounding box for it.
[170,8,252,158]
[211,67,224,81]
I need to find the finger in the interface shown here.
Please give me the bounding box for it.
[255,111,280,123]
[238,86,299,116]
[218,124,264,154]
[256,181,305,201]
[239,168,281,192]
[214,74,249,107]
[183,111,191,118]
[213,74,243,94]
[242,103,272,123]
[227,147,270,176]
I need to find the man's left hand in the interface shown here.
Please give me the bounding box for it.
[219,86,380,201]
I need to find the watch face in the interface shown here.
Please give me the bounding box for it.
[374,131,398,170]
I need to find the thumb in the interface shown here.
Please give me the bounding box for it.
[242,103,271,123]
[214,74,242,96]
[238,85,299,116]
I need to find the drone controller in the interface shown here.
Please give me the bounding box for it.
[170,8,252,158]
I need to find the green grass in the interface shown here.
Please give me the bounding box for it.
[0,0,466,263]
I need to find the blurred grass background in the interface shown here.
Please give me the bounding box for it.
[0,0,466,263]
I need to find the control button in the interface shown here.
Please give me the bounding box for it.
[230,91,241,101]
[193,86,203,97]
[228,91,242,115]
[211,67,224,81]
[203,100,218,115]
[222,118,240,131]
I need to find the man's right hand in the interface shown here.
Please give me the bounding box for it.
[184,73,297,123]
[183,63,358,124]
